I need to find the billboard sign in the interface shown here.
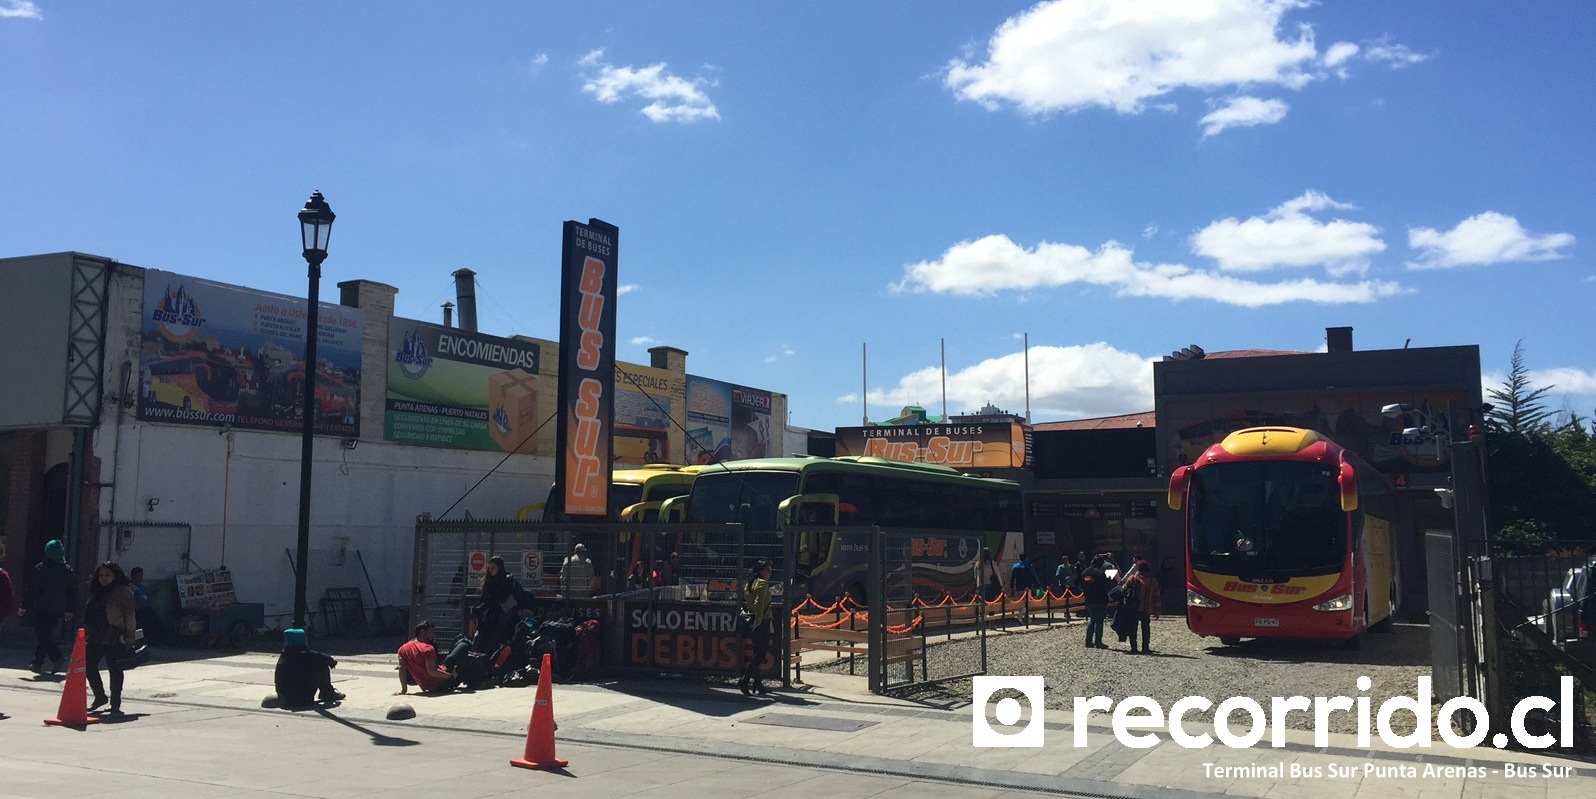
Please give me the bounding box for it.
[385,318,543,452]
[555,219,618,517]
[138,270,362,435]
[614,365,682,466]
[685,376,772,464]
[833,422,1032,469]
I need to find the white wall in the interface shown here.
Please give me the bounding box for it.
[90,264,554,625]
[99,421,553,624]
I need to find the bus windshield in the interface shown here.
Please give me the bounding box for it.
[1188,461,1345,577]
[610,483,644,516]
[687,471,800,530]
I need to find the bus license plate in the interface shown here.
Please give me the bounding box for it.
[1254,618,1280,628]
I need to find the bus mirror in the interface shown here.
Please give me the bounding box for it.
[620,502,655,523]
[657,495,689,523]
[1338,462,1359,513]
[1166,466,1189,511]
[779,493,840,527]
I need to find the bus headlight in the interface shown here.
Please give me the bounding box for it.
[1187,590,1219,608]
[1313,594,1353,612]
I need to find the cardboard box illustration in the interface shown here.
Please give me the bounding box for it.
[488,369,539,454]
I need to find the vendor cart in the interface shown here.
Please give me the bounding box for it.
[174,569,265,648]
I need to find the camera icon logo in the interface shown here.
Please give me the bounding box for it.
[972,675,1044,747]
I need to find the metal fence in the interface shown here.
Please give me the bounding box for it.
[1466,540,1596,754]
[410,517,781,683]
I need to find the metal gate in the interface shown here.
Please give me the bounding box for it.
[411,517,778,683]
[1425,529,1469,701]
[872,529,991,692]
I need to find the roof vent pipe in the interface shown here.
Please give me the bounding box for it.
[452,269,478,332]
[442,301,454,328]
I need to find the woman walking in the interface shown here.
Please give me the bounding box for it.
[739,559,775,696]
[83,561,137,714]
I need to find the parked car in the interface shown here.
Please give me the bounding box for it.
[1544,558,1596,642]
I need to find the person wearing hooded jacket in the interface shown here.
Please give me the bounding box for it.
[19,539,75,674]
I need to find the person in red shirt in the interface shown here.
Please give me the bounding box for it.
[396,621,459,695]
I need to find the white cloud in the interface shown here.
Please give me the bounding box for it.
[944,0,1320,116]
[1322,42,1359,70]
[617,283,639,295]
[1363,38,1429,68]
[579,50,720,124]
[0,1,41,19]
[1529,368,1596,395]
[629,336,660,347]
[1142,224,1158,239]
[531,53,549,68]
[1200,95,1289,137]
[1407,212,1575,269]
[1192,190,1385,276]
[865,343,1156,420]
[892,232,1403,307]
[764,344,795,364]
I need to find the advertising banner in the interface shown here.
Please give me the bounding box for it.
[623,601,779,677]
[137,270,363,435]
[555,219,618,517]
[834,422,1032,469]
[685,376,772,464]
[385,318,545,451]
[614,365,683,466]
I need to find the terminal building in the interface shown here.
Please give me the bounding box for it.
[0,252,791,628]
[2,249,1478,626]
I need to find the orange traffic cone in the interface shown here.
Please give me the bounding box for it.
[45,628,100,728]
[510,653,567,770]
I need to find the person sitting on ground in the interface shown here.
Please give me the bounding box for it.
[396,621,460,695]
[274,628,344,707]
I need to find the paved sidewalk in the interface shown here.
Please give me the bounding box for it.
[3,643,1591,799]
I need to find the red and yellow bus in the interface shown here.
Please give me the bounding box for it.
[1166,427,1396,649]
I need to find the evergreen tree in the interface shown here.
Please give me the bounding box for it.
[1486,340,1555,434]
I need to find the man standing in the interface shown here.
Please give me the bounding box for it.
[1080,555,1110,649]
[559,543,595,598]
[396,621,460,695]
[1053,555,1077,594]
[19,539,75,674]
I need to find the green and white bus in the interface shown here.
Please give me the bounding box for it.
[660,456,1023,602]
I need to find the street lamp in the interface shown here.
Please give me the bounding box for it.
[293,190,335,629]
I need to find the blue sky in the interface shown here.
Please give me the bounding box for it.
[4,2,1592,433]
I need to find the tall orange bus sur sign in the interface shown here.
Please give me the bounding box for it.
[555,219,618,518]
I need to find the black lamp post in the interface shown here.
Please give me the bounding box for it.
[293,190,335,629]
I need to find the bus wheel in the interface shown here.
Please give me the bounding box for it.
[1219,636,1241,646]
[1344,601,1367,649]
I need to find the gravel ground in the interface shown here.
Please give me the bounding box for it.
[845,617,1434,735]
